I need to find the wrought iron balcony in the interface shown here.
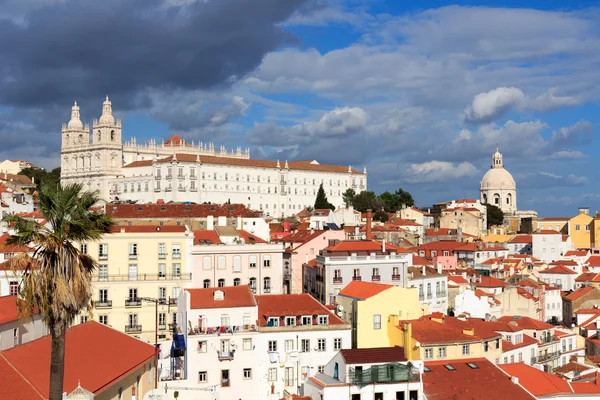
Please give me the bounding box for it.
[352,276,362,281]
[94,273,191,282]
[125,298,142,307]
[95,300,112,309]
[392,274,401,281]
[125,324,142,333]
[333,277,343,284]
[99,254,108,260]
[372,275,381,281]
[534,351,560,363]
[217,351,235,361]
[159,323,167,330]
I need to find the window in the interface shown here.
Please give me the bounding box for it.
[233,278,241,286]
[128,313,138,327]
[268,368,277,381]
[243,368,252,379]
[462,344,470,355]
[158,243,166,259]
[198,370,207,383]
[249,255,257,268]
[373,314,382,330]
[285,339,294,352]
[374,393,383,400]
[172,243,181,259]
[158,263,166,278]
[203,256,212,270]
[424,348,433,359]
[318,366,325,373]
[518,353,523,362]
[9,281,18,297]
[268,340,277,352]
[172,263,181,278]
[576,224,581,231]
[285,367,294,386]
[217,256,226,270]
[203,279,211,288]
[302,316,312,325]
[221,370,230,387]
[233,256,241,272]
[128,264,138,280]
[80,315,88,324]
[249,278,257,293]
[317,338,326,351]
[263,256,271,267]
[243,338,252,350]
[128,243,138,259]
[285,316,296,326]
[99,243,108,259]
[98,264,108,280]
[318,315,328,325]
[80,244,87,254]
[218,279,225,287]
[264,277,271,293]
[99,315,108,325]
[586,224,591,231]
[334,338,342,350]
[301,339,310,352]
[438,347,447,358]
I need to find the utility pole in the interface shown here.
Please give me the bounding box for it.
[140,297,164,389]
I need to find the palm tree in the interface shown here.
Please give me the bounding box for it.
[2,183,113,399]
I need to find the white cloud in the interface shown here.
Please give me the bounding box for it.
[527,88,581,111]
[463,87,525,123]
[549,120,593,147]
[405,161,478,183]
[550,150,586,159]
[298,107,367,136]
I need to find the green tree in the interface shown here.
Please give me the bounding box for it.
[394,188,415,208]
[486,203,504,228]
[314,184,335,210]
[2,184,113,399]
[373,210,389,222]
[342,188,356,207]
[352,191,383,212]
[20,167,61,189]
[379,191,400,213]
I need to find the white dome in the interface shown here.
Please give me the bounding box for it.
[480,167,516,190]
[67,118,83,130]
[98,95,115,125]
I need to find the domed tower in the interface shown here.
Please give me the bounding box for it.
[93,96,122,145]
[61,101,91,184]
[480,147,517,214]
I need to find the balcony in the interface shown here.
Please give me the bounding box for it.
[352,276,362,281]
[155,175,162,180]
[263,287,271,294]
[154,188,161,192]
[93,273,192,282]
[221,378,230,387]
[95,300,112,309]
[188,325,258,336]
[372,275,381,282]
[125,324,142,333]
[534,351,560,363]
[172,253,181,260]
[217,351,235,361]
[125,298,142,307]
[190,175,197,180]
[158,253,167,260]
[159,323,167,330]
[348,363,417,385]
[392,274,401,281]
[539,335,558,344]
[333,277,343,284]
[419,294,424,301]
[169,298,178,306]
[436,290,447,297]
[128,254,137,260]
[166,175,172,180]
[99,254,108,261]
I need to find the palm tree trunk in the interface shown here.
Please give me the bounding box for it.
[49,331,66,400]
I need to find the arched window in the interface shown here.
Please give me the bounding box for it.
[249,277,256,293]
[493,193,500,205]
[203,279,211,288]
[506,193,512,205]
[233,278,241,286]
[218,279,225,287]
[98,131,101,141]
[263,277,271,293]
[111,130,115,141]
[482,193,487,204]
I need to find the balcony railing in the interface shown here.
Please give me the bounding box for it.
[188,325,258,336]
[352,276,362,281]
[99,254,108,260]
[172,253,181,259]
[125,298,142,307]
[436,290,447,297]
[159,323,167,330]
[169,298,178,306]
[94,273,191,282]
[158,253,167,260]
[539,335,558,344]
[392,274,401,281]
[372,275,381,282]
[129,254,137,260]
[264,287,271,294]
[333,277,343,284]
[221,378,230,387]
[125,324,142,333]
[534,351,560,363]
[419,294,424,301]
[217,351,235,361]
[348,363,417,385]
[95,300,112,309]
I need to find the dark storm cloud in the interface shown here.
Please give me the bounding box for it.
[0,0,309,109]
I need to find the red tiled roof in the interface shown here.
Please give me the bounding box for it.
[456,198,478,203]
[340,347,406,364]
[256,294,346,327]
[400,318,488,344]
[447,275,469,285]
[106,203,260,219]
[476,276,506,288]
[323,240,411,253]
[412,255,433,266]
[539,216,570,221]
[0,233,33,254]
[554,362,594,374]
[272,230,325,245]
[109,225,186,234]
[565,250,589,257]
[303,258,317,268]
[539,265,577,275]
[423,358,535,400]
[0,353,44,399]
[500,363,600,396]
[1,322,156,397]
[193,230,223,245]
[425,228,458,236]
[508,235,532,244]
[576,273,600,283]
[237,230,267,243]
[502,334,538,351]
[498,315,553,330]
[563,286,595,301]
[338,281,393,300]
[186,285,256,309]
[532,230,561,234]
[0,296,32,325]
[587,256,600,267]
[0,173,33,185]
[549,259,578,266]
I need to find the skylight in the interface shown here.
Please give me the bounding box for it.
[423,366,431,372]
[466,363,479,369]
[444,365,456,371]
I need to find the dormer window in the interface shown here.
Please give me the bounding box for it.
[285,316,296,326]
[420,251,425,257]
[318,315,328,325]
[267,317,279,327]
[301,316,312,326]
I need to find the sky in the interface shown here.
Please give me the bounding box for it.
[0,0,599,216]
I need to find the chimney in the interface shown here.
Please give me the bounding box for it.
[305,254,308,263]
[236,216,242,230]
[207,215,214,231]
[366,209,372,241]
[422,265,426,276]
[32,176,35,184]
[382,239,386,253]
[283,221,291,232]
[437,263,442,274]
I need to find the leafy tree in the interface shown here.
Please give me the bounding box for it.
[486,203,504,228]
[20,167,61,189]
[394,188,415,208]
[352,191,383,213]
[379,191,400,213]
[2,184,113,399]
[373,210,389,222]
[314,184,335,210]
[342,188,356,207]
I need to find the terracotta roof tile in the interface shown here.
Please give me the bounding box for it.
[0,234,33,254]
[563,286,595,301]
[109,225,186,234]
[0,296,33,325]
[575,273,600,283]
[338,281,393,300]
[587,255,600,267]
[107,203,260,219]
[502,334,538,351]
[399,318,494,344]
[498,316,554,330]
[1,322,156,397]
[412,255,433,266]
[424,358,535,400]
[475,276,506,288]
[508,235,533,244]
[565,250,589,257]
[0,353,44,399]
[186,285,256,309]
[549,260,578,266]
[539,265,577,275]
[323,240,412,253]
[237,230,267,243]
[500,363,600,396]
[340,347,406,364]
[193,230,222,245]
[532,230,562,234]
[447,275,469,285]
[256,294,346,327]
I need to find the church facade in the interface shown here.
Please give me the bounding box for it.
[60,98,367,216]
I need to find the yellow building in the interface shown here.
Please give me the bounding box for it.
[388,315,502,364]
[336,281,426,348]
[569,208,594,249]
[75,225,193,342]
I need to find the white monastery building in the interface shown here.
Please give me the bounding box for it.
[60,98,367,216]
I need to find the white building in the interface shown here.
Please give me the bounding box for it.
[532,230,563,263]
[507,235,533,255]
[60,99,367,217]
[407,266,448,314]
[539,265,578,291]
[0,160,35,175]
[334,206,361,227]
[0,295,47,350]
[303,348,423,400]
[454,289,501,319]
[170,286,351,400]
[0,184,35,224]
[309,240,413,305]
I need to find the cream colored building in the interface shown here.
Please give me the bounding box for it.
[75,225,193,342]
[0,160,34,175]
[480,148,517,214]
